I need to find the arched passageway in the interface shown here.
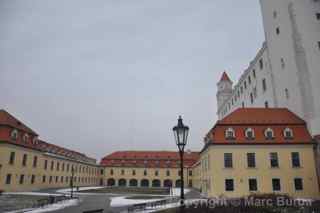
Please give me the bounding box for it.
[152,179,161,187]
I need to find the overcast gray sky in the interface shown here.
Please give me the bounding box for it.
[0,0,264,160]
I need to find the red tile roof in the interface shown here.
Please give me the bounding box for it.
[100,151,200,168]
[205,108,312,145]
[219,71,232,82]
[217,108,305,125]
[0,109,96,164]
[0,109,38,135]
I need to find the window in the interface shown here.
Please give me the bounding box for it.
[225,128,235,139]
[244,81,247,89]
[62,163,65,171]
[110,169,114,175]
[224,153,233,168]
[262,79,267,92]
[240,86,243,94]
[245,128,255,140]
[22,154,27,166]
[225,179,234,191]
[291,152,300,167]
[44,160,48,170]
[247,153,256,168]
[166,170,170,176]
[248,76,251,85]
[259,59,263,70]
[144,170,147,176]
[316,13,320,20]
[19,174,25,184]
[270,152,279,168]
[281,58,285,69]
[132,170,136,176]
[189,170,192,176]
[61,176,64,182]
[49,176,53,183]
[318,41,320,50]
[249,179,257,191]
[265,128,274,139]
[121,169,125,175]
[51,161,54,170]
[284,128,293,139]
[33,156,38,168]
[285,88,290,99]
[242,102,245,108]
[253,69,256,78]
[294,178,303,190]
[6,174,12,184]
[31,175,35,184]
[9,152,15,165]
[11,129,18,140]
[155,170,159,176]
[273,11,277,19]
[178,170,182,176]
[42,175,46,183]
[276,27,280,35]
[55,176,58,183]
[272,178,281,191]
[250,93,253,104]
[265,101,269,108]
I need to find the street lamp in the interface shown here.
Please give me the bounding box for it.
[70,166,75,198]
[172,115,189,207]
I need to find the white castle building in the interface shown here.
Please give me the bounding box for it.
[217,0,320,136]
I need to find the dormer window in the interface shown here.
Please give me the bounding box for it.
[265,128,274,140]
[284,128,293,139]
[32,137,38,145]
[11,129,18,140]
[225,128,235,140]
[23,134,29,143]
[245,128,255,140]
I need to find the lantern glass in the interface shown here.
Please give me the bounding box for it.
[173,116,189,151]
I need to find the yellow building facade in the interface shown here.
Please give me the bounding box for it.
[0,110,102,192]
[196,108,320,198]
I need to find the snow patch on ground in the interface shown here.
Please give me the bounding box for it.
[56,186,104,193]
[4,199,79,213]
[170,188,190,196]
[3,192,61,196]
[110,196,165,207]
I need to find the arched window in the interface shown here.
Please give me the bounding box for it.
[264,128,274,139]
[225,128,235,139]
[245,128,255,140]
[283,128,293,139]
[11,129,18,140]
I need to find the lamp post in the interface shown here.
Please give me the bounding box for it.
[172,115,189,207]
[70,166,75,198]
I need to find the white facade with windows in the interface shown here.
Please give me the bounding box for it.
[217,0,320,136]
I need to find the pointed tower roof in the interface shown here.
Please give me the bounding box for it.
[219,71,232,82]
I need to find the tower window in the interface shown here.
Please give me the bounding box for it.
[273,11,277,19]
[259,59,263,70]
[280,58,285,69]
[262,79,267,92]
[285,88,290,99]
[250,93,253,104]
[276,27,280,35]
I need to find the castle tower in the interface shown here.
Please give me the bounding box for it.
[217,71,233,114]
